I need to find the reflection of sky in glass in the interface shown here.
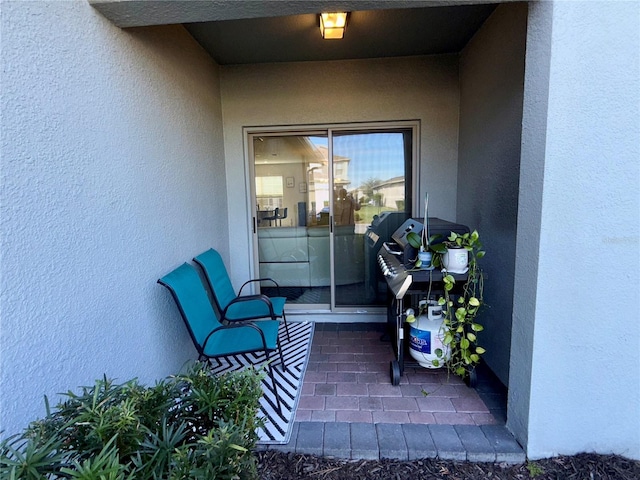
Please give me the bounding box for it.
[311,134,405,189]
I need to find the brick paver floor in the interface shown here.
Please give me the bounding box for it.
[296,323,504,426]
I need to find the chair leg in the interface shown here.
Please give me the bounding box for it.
[282,312,290,341]
[265,350,282,414]
[277,338,287,373]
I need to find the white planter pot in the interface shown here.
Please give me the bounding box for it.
[442,246,468,274]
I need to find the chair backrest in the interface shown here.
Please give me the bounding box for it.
[158,263,222,352]
[193,248,237,312]
[280,207,288,219]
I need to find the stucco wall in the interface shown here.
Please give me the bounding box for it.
[0,1,227,436]
[515,0,640,460]
[457,3,527,387]
[220,56,460,284]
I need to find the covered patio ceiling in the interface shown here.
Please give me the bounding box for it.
[90,0,511,65]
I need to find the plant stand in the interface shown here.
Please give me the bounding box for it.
[384,272,467,385]
[465,366,478,388]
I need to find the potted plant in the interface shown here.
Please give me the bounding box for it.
[405,193,440,270]
[441,231,470,273]
[406,230,440,269]
[432,230,486,384]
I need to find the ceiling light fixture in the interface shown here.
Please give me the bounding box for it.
[319,12,348,39]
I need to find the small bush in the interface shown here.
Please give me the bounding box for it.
[0,362,264,480]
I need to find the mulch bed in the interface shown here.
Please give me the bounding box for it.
[256,451,640,480]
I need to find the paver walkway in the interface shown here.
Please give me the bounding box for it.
[259,323,525,463]
[298,324,501,425]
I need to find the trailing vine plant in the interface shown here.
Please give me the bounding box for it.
[432,230,486,381]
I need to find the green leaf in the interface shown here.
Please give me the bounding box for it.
[406,231,422,249]
[430,243,447,254]
[460,338,470,349]
[471,323,484,332]
[470,354,480,363]
[434,348,443,357]
[468,297,480,307]
[431,359,440,367]
[467,332,476,342]
[428,233,442,244]
[476,346,486,354]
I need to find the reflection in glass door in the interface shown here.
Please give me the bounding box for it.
[253,134,331,305]
[251,125,413,309]
[332,130,412,307]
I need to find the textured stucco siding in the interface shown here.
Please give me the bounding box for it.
[0,0,227,436]
[457,2,527,387]
[220,55,461,284]
[516,0,640,460]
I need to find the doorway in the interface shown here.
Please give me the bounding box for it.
[249,122,417,311]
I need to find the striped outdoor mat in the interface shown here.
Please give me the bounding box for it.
[208,320,314,444]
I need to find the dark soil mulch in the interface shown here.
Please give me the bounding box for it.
[256,450,640,480]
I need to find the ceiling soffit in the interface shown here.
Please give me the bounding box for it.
[89,0,507,27]
[90,1,507,64]
[184,5,497,64]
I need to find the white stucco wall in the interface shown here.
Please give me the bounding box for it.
[219,56,460,284]
[457,3,527,387]
[515,0,640,459]
[1,0,227,437]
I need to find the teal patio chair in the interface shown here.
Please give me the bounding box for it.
[193,248,290,341]
[158,262,285,412]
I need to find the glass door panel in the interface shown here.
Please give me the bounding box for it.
[332,130,412,308]
[253,134,330,305]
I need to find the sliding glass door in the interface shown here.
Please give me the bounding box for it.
[250,123,415,310]
[331,130,413,307]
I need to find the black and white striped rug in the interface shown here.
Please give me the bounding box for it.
[208,321,314,444]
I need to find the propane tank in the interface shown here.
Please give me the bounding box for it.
[409,300,450,369]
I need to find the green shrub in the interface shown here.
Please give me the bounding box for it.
[0,362,264,480]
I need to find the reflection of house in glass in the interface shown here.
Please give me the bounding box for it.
[310,144,352,210]
[253,136,356,227]
[371,176,405,211]
[314,145,352,186]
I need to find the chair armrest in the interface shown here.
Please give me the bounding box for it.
[239,277,281,296]
[222,294,276,320]
[201,322,268,352]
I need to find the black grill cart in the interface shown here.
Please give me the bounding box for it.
[377,218,470,385]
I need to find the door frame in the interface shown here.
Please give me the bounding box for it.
[244,120,420,313]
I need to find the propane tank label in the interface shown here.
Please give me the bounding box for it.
[409,327,432,354]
